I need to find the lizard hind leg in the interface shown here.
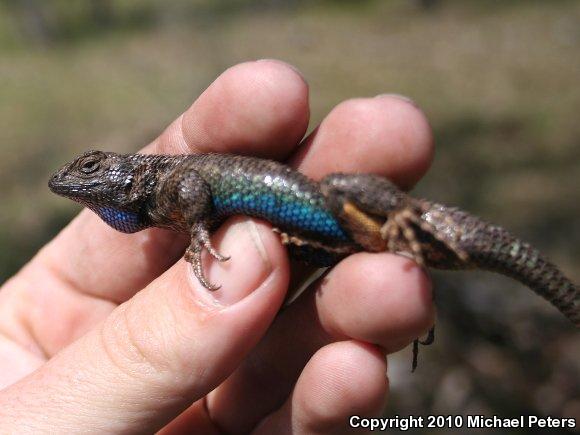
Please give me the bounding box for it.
[380,204,469,267]
[420,206,469,263]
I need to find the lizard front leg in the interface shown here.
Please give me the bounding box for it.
[157,167,229,290]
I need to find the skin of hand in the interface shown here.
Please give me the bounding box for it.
[0,60,435,434]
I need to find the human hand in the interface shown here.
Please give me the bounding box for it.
[0,60,435,433]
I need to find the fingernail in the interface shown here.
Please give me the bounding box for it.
[256,59,307,83]
[190,219,273,306]
[375,93,415,105]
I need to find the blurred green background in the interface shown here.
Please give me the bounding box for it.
[1,0,579,431]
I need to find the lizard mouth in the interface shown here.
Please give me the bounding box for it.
[48,172,100,198]
[48,171,67,194]
[48,171,76,196]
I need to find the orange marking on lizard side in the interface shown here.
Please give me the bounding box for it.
[342,202,382,233]
[342,202,387,251]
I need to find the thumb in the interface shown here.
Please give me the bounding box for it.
[0,218,289,433]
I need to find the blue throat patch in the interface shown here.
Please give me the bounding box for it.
[94,206,145,233]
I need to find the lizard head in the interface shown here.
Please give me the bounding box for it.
[49,150,152,233]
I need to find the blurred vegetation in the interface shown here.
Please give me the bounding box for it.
[0,0,579,431]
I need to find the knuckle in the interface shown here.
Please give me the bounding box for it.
[99,301,191,387]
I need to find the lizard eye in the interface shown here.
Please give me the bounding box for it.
[80,159,101,174]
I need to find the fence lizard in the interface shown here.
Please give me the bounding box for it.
[49,151,579,332]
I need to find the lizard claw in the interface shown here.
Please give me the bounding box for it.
[197,225,230,263]
[380,207,426,267]
[184,244,222,291]
[411,327,435,372]
[418,326,435,345]
[380,204,469,267]
[184,224,231,290]
[208,249,230,263]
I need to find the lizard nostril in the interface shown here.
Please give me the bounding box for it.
[48,172,63,190]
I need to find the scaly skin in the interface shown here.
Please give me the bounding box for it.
[321,173,579,326]
[49,151,579,326]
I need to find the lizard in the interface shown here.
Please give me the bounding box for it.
[48,150,580,337]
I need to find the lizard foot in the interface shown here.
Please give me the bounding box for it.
[380,205,469,266]
[380,207,426,266]
[184,225,230,291]
[184,244,221,291]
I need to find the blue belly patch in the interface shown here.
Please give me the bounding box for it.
[213,192,348,240]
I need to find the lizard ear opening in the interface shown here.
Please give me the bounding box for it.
[126,162,153,203]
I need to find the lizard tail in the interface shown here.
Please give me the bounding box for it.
[459,217,579,326]
[476,235,578,326]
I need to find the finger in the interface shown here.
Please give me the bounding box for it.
[0,271,117,366]
[292,95,434,189]
[207,254,433,433]
[2,61,309,356]
[287,95,434,284]
[314,253,435,351]
[0,334,45,390]
[0,218,289,433]
[157,400,220,435]
[254,341,388,435]
[154,59,309,157]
